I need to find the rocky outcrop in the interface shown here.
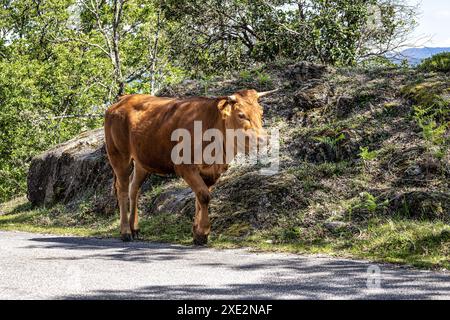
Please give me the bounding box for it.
[147,186,195,217]
[293,82,332,110]
[25,61,450,234]
[27,129,113,206]
[284,61,330,84]
[209,172,307,232]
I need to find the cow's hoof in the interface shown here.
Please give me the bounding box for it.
[193,234,208,246]
[121,233,133,242]
[131,229,140,240]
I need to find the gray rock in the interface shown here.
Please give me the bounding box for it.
[27,128,113,208]
[323,221,350,232]
[405,165,422,176]
[335,95,355,118]
[285,61,330,84]
[149,187,195,217]
[293,81,332,110]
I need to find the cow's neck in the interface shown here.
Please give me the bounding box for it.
[208,101,237,165]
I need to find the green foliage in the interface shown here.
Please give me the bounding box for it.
[360,56,396,68]
[348,192,389,219]
[398,59,409,69]
[356,219,450,269]
[359,147,378,161]
[418,52,450,73]
[403,80,449,155]
[412,98,449,155]
[314,132,346,148]
[239,68,272,87]
[0,0,174,202]
[257,71,272,86]
[0,1,108,201]
[139,213,192,243]
[239,70,253,82]
[0,196,192,243]
[0,0,418,202]
[416,118,447,146]
[273,227,302,243]
[161,0,416,74]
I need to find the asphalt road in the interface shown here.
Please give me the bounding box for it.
[1,230,449,300]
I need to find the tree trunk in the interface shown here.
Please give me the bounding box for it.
[112,0,125,98]
[149,8,161,95]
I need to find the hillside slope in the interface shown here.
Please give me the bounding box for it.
[2,61,449,269]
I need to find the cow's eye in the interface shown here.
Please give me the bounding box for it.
[238,112,247,120]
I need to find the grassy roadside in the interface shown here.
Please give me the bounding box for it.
[1,65,448,272]
[1,196,449,271]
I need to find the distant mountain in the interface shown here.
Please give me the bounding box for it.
[388,47,450,65]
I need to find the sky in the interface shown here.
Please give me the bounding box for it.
[407,0,450,47]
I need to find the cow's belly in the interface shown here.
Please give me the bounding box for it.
[140,161,175,175]
[133,150,175,175]
[129,134,175,174]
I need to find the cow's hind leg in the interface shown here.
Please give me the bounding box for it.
[115,166,133,241]
[129,162,148,240]
[105,114,133,241]
[107,151,132,242]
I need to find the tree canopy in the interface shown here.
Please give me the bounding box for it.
[0,0,416,201]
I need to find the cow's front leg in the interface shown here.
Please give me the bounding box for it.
[176,166,211,245]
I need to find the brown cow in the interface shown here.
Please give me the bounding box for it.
[104,89,276,245]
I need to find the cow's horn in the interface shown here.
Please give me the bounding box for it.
[228,95,237,102]
[257,89,279,98]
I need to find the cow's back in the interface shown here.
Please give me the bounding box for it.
[104,94,221,174]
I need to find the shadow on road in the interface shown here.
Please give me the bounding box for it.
[27,236,198,263]
[25,235,450,300]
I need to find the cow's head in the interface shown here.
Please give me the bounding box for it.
[217,89,277,155]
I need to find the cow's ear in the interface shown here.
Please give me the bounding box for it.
[217,99,232,119]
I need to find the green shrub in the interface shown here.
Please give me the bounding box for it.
[239,70,253,82]
[418,52,450,73]
[359,147,378,161]
[256,71,272,86]
[348,192,389,219]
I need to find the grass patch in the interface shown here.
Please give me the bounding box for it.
[0,197,118,237]
[2,196,450,270]
[139,214,192,244]
[287,161,352,179]
[0,196,192,244]
[211,218,450,270]
[352,219,450,269]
